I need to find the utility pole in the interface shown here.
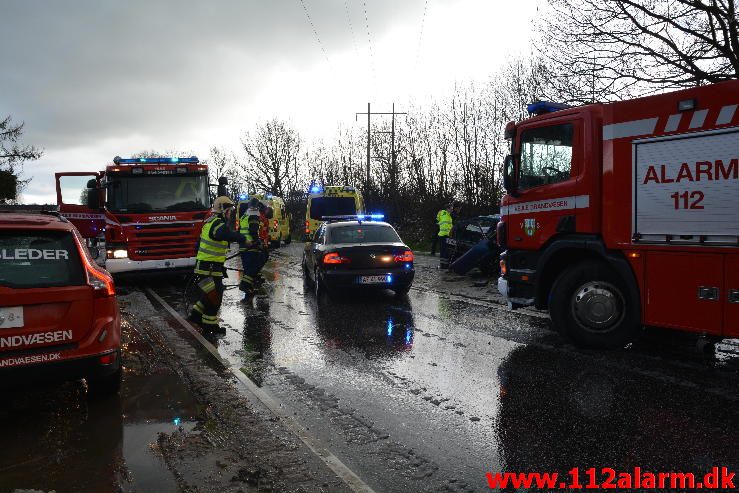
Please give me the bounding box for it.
[355,102,407,196]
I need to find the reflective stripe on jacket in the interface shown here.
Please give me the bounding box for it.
[196,216,229,263]
[436,209,453,237]
[239,210,262,252]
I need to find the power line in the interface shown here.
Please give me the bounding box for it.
[362,0,376,95]
[344,0,359,59]
[298,0,331,68]
[414,0,430,75]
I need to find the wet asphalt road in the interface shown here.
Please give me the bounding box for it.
[2,243,739,492]
[158,243,739,492]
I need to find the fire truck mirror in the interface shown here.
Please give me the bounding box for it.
[85,180,102,210]
[503,155,518,197]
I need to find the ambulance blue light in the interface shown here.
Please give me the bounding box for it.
[405,328,412,345]
[239,193,248,201]
[387,274,393,283]
[173,417,181,426]
[370,214,384,220]
[310,185,322,193]
[405,263,412,269]
[387,319,394,336]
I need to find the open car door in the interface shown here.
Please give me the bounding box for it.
[55,172,106,239]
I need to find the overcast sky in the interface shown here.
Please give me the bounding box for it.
[1,0,541,203]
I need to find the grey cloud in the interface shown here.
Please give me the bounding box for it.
[1,0,428,148]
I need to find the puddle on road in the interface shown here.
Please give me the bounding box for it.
[0,351,199,493]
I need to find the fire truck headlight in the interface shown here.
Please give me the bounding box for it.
[107,249,128,259]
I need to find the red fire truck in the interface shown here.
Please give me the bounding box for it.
[497,80,738,348]
[56,156,210,275]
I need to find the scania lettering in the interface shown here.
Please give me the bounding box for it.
[497,80,739,347]
[56,156,211,275]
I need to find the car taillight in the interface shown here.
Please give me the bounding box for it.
[75,233,116,296]
[323,252,351,264]
[496,220,507,248]
[394,250,414,262]
[500,259,507,276]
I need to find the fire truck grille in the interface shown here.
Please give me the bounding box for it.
[123,223,201,260]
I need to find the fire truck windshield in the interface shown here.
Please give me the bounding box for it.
[106,173,209,213]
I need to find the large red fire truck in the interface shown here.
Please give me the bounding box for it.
[497,80,738,348]
[56,156,210,275]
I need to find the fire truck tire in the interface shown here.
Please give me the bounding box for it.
[550,260,639,349]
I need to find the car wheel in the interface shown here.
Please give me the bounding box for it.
[314,268,330,299]
[549,260,640,349]
[302,254,314,284]
[87,367,122,398]
[393,284,412,296]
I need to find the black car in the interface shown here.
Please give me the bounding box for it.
[447,214,501,275]
[302,219,414,296]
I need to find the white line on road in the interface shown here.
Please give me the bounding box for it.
[146,288,376,493]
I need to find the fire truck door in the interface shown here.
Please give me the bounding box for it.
[644,252,723,335]
[509,119,585,250]
[724,256,739,337]
[55,172,105,238]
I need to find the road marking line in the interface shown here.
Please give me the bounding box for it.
[146,288,376,493]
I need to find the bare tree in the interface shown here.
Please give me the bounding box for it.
[0,116,43,202]
[241,119,302,197]
[538,0,739,102]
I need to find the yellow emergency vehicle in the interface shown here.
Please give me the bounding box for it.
[251,193,292,248]
[304,185,365,239]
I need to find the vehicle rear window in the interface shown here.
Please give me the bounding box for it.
[309,197,356,220]
[0,231,85,288]
[327,225,401,244]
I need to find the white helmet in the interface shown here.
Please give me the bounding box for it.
[212,196,234,214]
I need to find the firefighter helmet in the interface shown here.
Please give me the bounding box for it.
[212,196,234,214]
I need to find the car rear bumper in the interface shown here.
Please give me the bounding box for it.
[105,256,196,274]
[320,267,415,290]
[0,349,121,387]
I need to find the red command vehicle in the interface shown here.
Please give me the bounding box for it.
[56,156,210,275]
[0,211,121,393]
[497,80,739,348]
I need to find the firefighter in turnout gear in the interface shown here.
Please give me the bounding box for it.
[188,196,245,332]
[238,198,268,296]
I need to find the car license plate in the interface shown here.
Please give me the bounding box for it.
[360,275,390,284]
[446,238,457,246]
[0,306,24,329]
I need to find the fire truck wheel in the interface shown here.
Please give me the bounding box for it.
[550,260,639,349]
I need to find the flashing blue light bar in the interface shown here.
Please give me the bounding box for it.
[113,155,199,165]
[309,185,322,194]
[526,101,572,116]
[238,193,249,201]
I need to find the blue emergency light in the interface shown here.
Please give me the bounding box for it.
[526,101,572,116]
[238,193,249,201]
[113,155,199,165]
[309,185,322,193]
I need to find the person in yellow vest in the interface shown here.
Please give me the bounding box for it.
[238,198,268,296]
[436,202,456,268]
[188,196,245,332]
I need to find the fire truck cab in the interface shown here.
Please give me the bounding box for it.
[498,80,739,347]
[56,156,210,275]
